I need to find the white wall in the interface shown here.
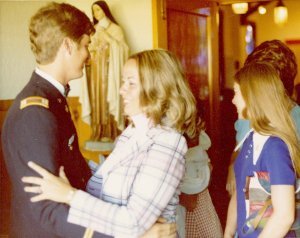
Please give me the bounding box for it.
[0,1,48,99]
[247,0,300,85]
[65,0,153,54]
[0,0,153,99]
[221,0,300,89]
[248,0,300,45]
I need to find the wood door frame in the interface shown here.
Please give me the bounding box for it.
[153,0,221,157]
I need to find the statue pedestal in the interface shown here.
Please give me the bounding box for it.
[84,140,113,154]
[82,140,114,163]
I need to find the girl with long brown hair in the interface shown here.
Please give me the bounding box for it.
[225,62,300,238]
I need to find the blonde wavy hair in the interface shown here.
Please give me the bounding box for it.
[29,2,94,64]
[128,49,197,138]
[235,62,300,175]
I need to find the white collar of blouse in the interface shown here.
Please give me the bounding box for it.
[130,113,153,135]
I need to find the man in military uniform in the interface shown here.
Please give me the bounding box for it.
[1,3,111,238]
[2,2,176,238]
[2,2,176,237]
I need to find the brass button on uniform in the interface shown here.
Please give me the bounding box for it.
[57,98,62,103]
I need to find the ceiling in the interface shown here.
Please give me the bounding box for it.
[167,0,275,10]
[218,0,273,4]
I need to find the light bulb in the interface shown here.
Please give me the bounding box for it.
[274,2,288,26]
[232,3,248,14]
[258,6,267,15]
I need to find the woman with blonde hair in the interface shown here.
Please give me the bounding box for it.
[22,49,197,238]
[225,62,300,238]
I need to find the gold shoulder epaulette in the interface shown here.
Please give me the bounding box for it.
[20,96,49,110]
[83,228,94,238]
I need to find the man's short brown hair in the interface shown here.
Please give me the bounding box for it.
[29,2,95,64]
[244,39,297,96]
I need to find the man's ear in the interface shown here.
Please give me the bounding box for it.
[62,37,73,55]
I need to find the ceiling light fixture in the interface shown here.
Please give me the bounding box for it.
[274,0,288,26]
[232,2,248,14]
[258,6,267,15]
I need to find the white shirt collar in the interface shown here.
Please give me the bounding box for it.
[35,67,65,97]
[234,128,254,152]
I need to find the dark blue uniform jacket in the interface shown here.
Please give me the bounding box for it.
[2,72,111,238]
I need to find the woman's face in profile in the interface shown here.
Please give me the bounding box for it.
[232,82,246,119]
[92,4,105,21]
[120,59,143,117]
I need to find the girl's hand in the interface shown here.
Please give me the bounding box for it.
[141,218,176,238]
[179,193,198,212]
[22,161,76,204]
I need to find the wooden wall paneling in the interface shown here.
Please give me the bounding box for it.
[0,99,13,236]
